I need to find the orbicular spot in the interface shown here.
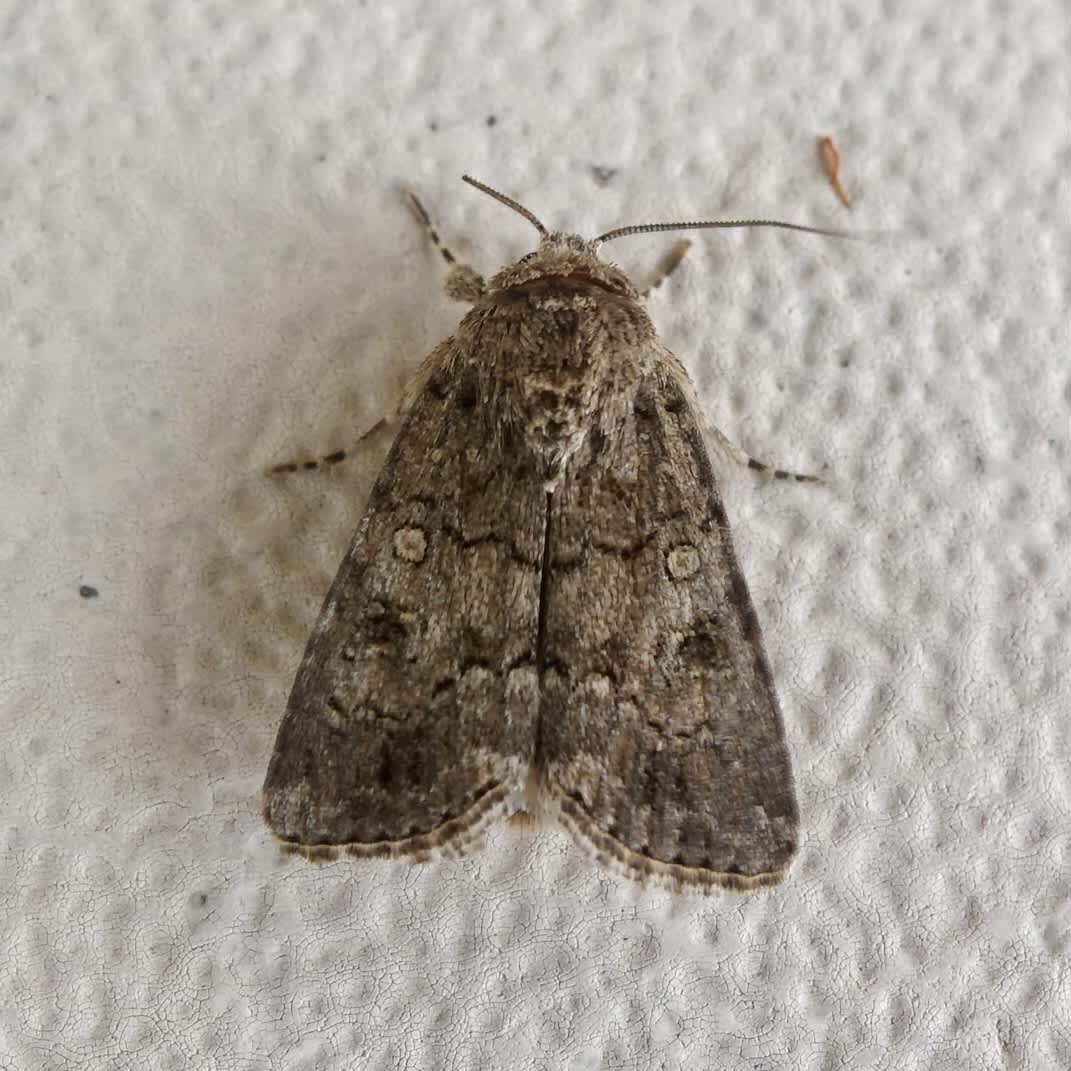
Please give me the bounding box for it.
[393,526,428,563]
[666,544,700,580]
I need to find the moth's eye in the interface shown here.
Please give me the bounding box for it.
[519,252,538,263]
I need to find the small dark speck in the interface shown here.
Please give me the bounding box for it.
[590,165,618,187]
[317,153,327,163]
[427,118,438,132]
[486,114,497,127]
[79,585,99,599]
[839,356,852,368]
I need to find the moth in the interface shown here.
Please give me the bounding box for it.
[263,176,842,891]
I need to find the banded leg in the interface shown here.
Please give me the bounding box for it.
[267,190,468,478]
[645,244,824,485]
[405,190,486,303]
[266,417,389,476]
[706,420,825,485]
[642,239,692,298]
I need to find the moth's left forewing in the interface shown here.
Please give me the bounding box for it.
[538,361,799,891]
[263,339,546,861]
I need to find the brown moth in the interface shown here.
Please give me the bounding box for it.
[263,176,842,891]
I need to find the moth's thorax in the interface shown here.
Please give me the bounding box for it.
[470,233,658,480]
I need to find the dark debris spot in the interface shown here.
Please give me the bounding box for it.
[590,165,618,187]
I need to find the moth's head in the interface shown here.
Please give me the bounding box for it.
[489,230,638,298]
[455,176,641,297]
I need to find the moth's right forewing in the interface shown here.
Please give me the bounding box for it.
[539,364,799,890]
[263,344,546,859]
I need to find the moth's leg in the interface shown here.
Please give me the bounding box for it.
[642,240,692,298]
[405,190,486,303]
[266,341,453,477]
[265,417,388,476]
[267,193,473,479]
[707,420,825,485]
[661,347,826,485]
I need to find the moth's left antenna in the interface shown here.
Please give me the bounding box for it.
[462,175,547,235]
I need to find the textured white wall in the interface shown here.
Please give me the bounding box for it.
[1,1,1067,1068]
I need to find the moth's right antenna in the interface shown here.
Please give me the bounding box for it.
[463,175,547,236]
[595,218,861,245]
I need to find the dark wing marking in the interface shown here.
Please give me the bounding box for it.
[538,368,799,889]
[263,350,546,860]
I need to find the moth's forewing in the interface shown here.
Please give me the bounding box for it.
[263,362,545,859]
[539,371,798,889]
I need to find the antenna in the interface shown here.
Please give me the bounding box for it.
[462,175,547,235]
[595,218,860,245]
